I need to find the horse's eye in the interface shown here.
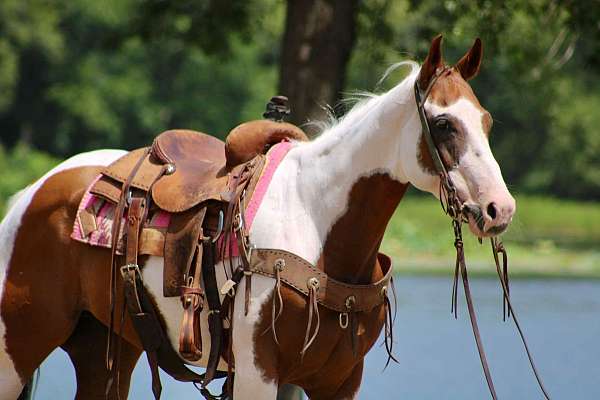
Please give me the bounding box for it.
[435,118,449,130]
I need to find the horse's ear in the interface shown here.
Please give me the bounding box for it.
[456,38,483,81]
[418,34,444,90]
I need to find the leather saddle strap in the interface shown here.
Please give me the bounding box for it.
[120,254,206,395]
[179,243,205,361]
[106,148,150,374]
[201,238,224,387]
[125,197,144,264]
[250,249,393,313]
[119,201,207,398]
[114,196,163,400]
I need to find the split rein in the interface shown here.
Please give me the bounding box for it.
[415,68,551,400]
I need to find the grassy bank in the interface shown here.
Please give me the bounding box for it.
[382,192,600,279]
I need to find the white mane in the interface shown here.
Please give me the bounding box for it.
[308,61,420,137]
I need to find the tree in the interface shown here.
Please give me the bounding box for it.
[279,0,360,128]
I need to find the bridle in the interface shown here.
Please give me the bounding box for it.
[414,67,552,400]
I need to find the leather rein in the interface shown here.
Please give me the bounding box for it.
[414,67,551,400]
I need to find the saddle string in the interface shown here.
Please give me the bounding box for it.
[382,275,400,367]
[383,293,399,368]
[300,281,321,360]
[270,263,285,345]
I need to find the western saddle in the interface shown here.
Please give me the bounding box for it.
[94,109,395,399]
[94,119,308,399]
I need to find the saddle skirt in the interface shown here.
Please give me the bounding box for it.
[71,175,170,256]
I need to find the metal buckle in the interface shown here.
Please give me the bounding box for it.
[120,263,140,278]
[339,312,349,329]
[233,212,244,232]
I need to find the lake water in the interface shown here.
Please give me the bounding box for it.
[33,276,600,399]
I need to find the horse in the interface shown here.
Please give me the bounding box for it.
[0,35,515,399]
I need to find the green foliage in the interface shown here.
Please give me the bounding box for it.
[0,143,59,214]
[0,0,279,155]
[540,78,600,198]
[0,0,598,199]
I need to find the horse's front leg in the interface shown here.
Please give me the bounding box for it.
[232,276,279,399]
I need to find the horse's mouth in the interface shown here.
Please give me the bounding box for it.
[462,204,508,238]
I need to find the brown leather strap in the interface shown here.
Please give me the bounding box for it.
[125,197,145,264]
[121,263,207,397]
[121,196,164,400]
[491,238,551,400]
[202,238,224,387]
[164,206,207,297]
[105,148,149,398]
[179,243,205,361]
[250,249,393,313]
[455,240,498,400]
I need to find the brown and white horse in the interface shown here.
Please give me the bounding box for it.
[0,36,514,399]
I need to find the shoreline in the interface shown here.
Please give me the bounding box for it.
[394,263,600,280]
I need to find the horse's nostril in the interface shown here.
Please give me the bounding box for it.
[486,202,497,220]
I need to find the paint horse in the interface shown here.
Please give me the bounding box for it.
[0,35,515,399]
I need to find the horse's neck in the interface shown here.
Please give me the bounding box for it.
[250,87,416,282]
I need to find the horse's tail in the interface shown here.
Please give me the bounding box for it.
[16,369,40,400]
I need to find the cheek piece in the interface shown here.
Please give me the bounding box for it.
[414,66,551,400]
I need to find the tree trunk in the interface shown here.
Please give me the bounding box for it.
[279,0,360,129]
[275,3,359,398]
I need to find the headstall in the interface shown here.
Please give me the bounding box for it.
[414,67,551,400]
